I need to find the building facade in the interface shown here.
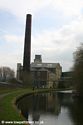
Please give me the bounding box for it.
[17,55,62,88]
[31,55,62,88]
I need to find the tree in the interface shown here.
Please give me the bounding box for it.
[0,66,15,81]
[72,43,83,95]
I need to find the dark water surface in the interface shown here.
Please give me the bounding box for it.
[17,91,83,125]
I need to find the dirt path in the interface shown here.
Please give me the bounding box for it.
[0,93,11,100]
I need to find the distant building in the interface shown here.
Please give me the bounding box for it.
[58,71,72,88]
[17,63,23,81]
[17,55,62,88]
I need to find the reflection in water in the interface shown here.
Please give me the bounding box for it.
[69,98,83,125]
[17,92,83,125]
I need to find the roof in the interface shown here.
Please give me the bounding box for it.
[31,62,60,69]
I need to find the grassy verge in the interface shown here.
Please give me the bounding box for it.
[0,87,15,94]
[0,88,57,125]
[0,88,33,124]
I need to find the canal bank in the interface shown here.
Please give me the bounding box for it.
[0,88,59,125]
[0,88,31,125]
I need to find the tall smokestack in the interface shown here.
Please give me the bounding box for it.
[23,14,32,72]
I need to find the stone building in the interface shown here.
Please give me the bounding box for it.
[17,55,62,88]
[31,55,62,88]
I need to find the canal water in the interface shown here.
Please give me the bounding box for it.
[17,91,83,125]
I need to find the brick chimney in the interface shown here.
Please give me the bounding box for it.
[23,14,32,72]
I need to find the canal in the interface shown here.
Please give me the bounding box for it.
[17,91,83,125]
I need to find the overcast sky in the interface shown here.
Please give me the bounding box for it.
[0,0,83,72]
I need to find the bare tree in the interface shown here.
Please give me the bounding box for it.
[73,43,83,95]
[0,66,15,81]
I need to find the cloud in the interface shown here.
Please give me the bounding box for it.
[0,0,51,18]
[0,34,24,70]
[0,33,24,71]
[31,15,83,71]
[51,0,83,16]
[3,34,23,43]
[0,52,22,71]
[0,0,83,18]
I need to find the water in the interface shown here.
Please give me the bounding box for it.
[17,91,83,125]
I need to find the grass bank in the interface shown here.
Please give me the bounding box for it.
[0,87,57,125]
